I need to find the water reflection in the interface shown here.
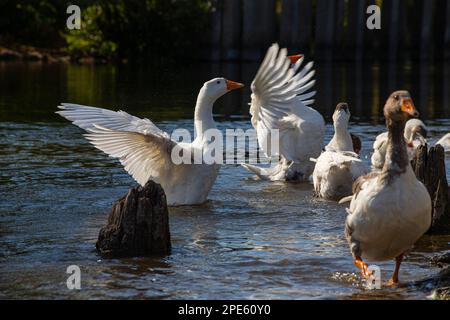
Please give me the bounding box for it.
[0,60,448,123]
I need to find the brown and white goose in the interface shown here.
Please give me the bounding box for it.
[342,91,431,285]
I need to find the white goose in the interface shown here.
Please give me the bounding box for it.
[342,91,431,285]
[312,103,368,201]
[436,133,450,152]
[57,78,244,206]
[371,118,427,170]
[241,43,325,181]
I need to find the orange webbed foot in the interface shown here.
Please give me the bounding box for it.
[353,257,372,279]
[386,278,399,287]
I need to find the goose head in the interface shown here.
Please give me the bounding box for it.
[195,78,244,134]
[202,78,244,101]
[332,102,351,129]
[384,90,419,122]
[288,54,303,64]
[405,118,427,141]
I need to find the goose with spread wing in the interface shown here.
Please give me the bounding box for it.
[312,103,368,201]
[57,78,244,206]
[371,118,427,170]
[241,43,325,181]
[342,91,431,285]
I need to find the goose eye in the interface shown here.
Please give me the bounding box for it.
[394,95,399,100]
[216,80,221,84]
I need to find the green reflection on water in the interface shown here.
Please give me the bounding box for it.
[0,60,448,123]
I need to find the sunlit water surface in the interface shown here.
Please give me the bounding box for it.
[0,61,449,299]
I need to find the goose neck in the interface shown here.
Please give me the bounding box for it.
[194,88,216,138]
[381,118,409,182]
[331,123,353,151]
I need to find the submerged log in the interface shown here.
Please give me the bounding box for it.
[96,181,171,257]
[412,144,450,234]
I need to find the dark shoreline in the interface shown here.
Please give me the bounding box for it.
[0,44,120,64]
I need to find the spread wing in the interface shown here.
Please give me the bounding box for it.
[57,103,185,186]
[56,103,164,135]
[249,43,316,157]
[84,126,178,186]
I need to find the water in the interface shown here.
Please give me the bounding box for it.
[0,60,449,299]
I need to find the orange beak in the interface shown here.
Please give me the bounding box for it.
[401,98,419,117]
[288,54,303,64]
[225,79,244,91]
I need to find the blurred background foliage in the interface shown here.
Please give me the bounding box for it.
[0,0,212,60]
[1,0,448,63]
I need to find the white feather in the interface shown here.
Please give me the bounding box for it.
[371,119,427,170]
[312,107,368,200]
[245,43,325,181]
[56,77,232,206]
[436,133,450,152]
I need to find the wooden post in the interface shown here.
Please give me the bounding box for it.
[444,62,450,119]
[298,0,313,54]
[446,0,450,59]
[346,0,369,61]
[280,0,298,51]
[220,62,243,116]
[209,0,223,61]
[333,0,345,60]
[390,0,401,61]
[351,61,364,116]
[419,61,431,119]
[381,0,401,61]
[364,0,382,61]
[420,0,434,61]
[412,144,450,234]
[407,0,423,61]
[96,181,171,257]
[315,0,336,61]
[315,62,334,117]
[221,0,242,61]
[242,0,276,61]
[280,0,312,54]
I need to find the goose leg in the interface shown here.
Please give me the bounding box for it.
[353,256,371,278]
[387,254,403,286]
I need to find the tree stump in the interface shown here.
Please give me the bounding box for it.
[412,144,450,234]
[96,181,171,257]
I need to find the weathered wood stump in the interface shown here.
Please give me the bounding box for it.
[412,144,450,234]
[96,181,171,257]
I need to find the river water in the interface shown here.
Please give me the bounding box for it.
[0,60,449,299]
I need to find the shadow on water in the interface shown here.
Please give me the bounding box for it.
[0,61,450,299]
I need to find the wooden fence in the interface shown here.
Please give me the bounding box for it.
[207,0,450,61]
